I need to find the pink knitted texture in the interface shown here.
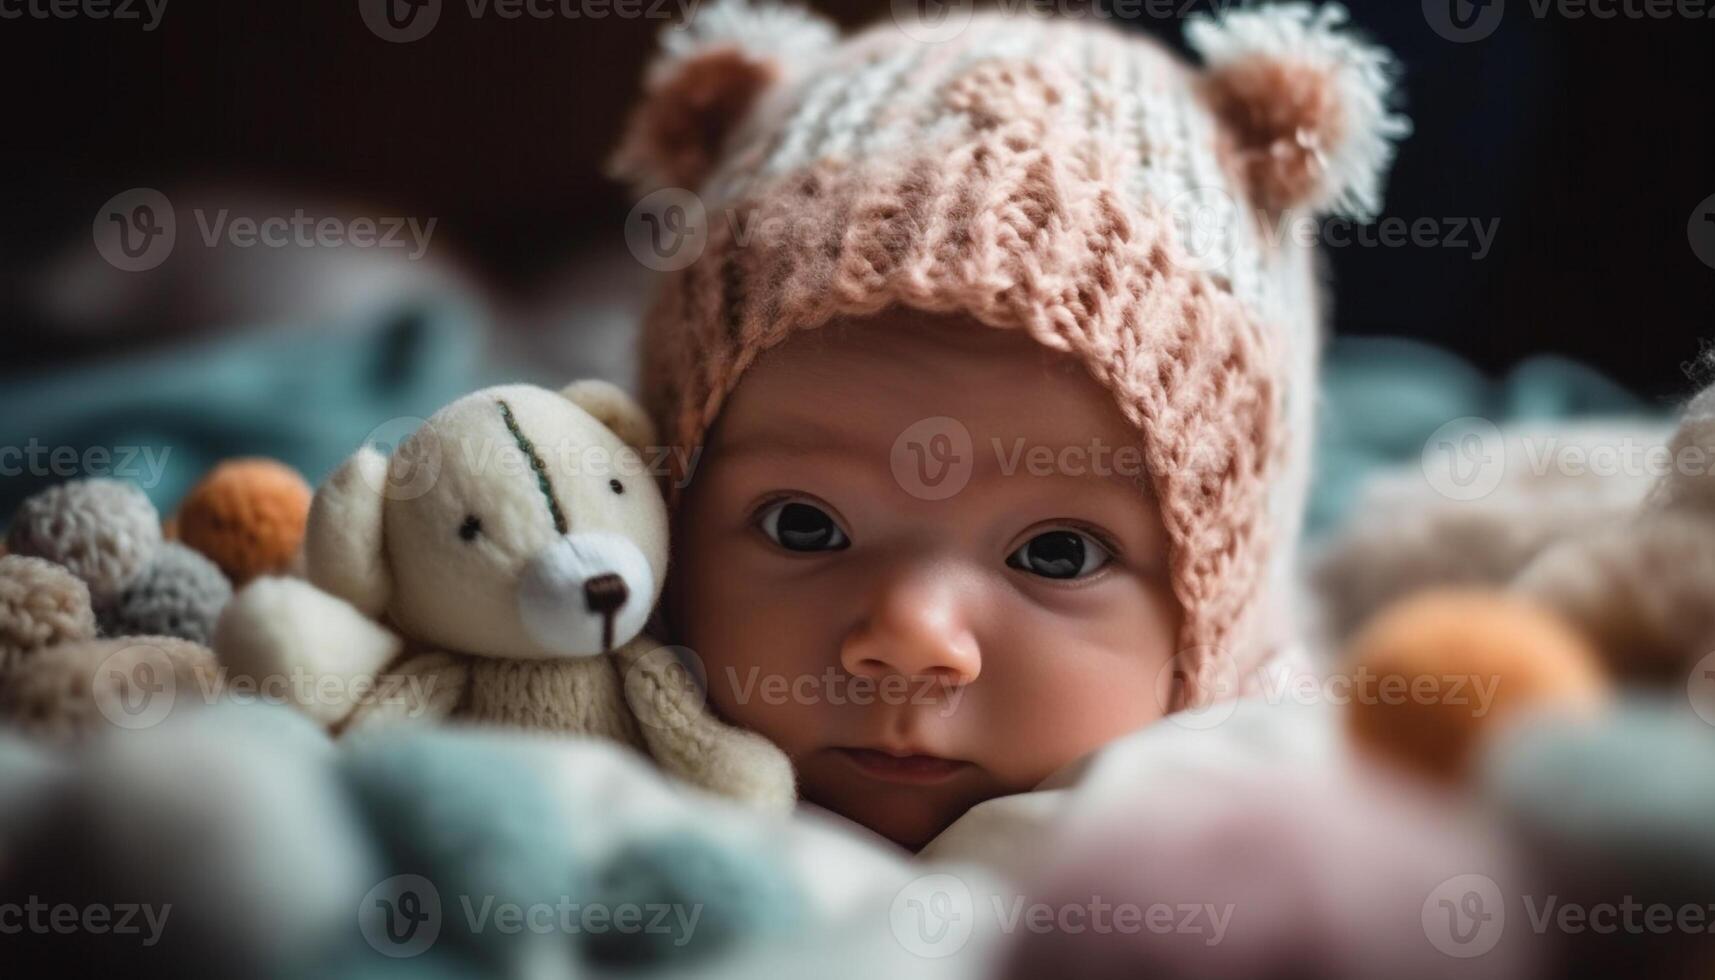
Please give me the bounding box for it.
[618,6,1405,706]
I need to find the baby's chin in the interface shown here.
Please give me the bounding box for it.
[795,748,1010,851]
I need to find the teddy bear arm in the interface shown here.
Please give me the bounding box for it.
[339,651,471,735]
[212,577,404,729]
[612,639,796,811]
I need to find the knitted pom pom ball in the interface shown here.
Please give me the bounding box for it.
[0,635,220,744]
[1000,769,1542,980]
[96,542,233,645]
[0,555,96,672]
[175,458,312,585]
[5,479,162,600]
[1346,589,1608,783]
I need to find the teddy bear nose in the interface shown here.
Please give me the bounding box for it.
[583,573,628,616]
[517,530,656,658]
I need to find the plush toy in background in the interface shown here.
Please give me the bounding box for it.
[174,457,313,585]
[1343,589,1608,784]
[0,556,97,674]
[215,382,795,809]
[1339,375,1715,784]
[4,478,232,645]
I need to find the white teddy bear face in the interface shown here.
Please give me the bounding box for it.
[305,383,669,661]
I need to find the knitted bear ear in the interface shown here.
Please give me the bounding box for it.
[1187,4,1410,220]
[608,0,837,196]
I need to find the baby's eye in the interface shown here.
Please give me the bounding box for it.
[1007,529,1110,580]
[756,500,850,553]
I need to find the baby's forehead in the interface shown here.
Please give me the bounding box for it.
[707,311,1147,484]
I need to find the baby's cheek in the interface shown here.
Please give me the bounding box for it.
[976,609,1176,785]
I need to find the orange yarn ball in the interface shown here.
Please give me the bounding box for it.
[175,458,312,586]
[1345,589,1608,784]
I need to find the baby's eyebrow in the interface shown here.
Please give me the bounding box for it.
[715,418,874,461]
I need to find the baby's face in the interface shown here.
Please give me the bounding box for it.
[672,310,1180,849]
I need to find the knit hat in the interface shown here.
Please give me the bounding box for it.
[612,2,1406,707]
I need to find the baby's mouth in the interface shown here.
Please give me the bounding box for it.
[834,746,972,784]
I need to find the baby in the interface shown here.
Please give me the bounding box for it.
[613,1,1405,848]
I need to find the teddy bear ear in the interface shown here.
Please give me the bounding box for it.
[1187,4,1410,220]
[304,446,392,617]
[562,379,659,451]
[607,0,837,196]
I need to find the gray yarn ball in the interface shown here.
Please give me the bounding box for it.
[97,543,232,645]
[6,480,162,600]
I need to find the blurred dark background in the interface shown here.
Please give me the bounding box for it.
[3,0,1713,398]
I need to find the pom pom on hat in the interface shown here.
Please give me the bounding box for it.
[608,0,836,195]
[1188,3,1410,219]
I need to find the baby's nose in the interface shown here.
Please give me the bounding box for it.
[840,573,981,685]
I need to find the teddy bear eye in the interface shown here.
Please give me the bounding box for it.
[609,479,625,495]
[459,515,483,541]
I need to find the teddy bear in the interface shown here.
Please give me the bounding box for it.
[213,381,795,810]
